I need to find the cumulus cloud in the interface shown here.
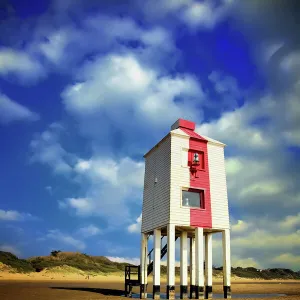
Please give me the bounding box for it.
[279,213,300,231]
[127,214,142,233]
[59,198,93,216]
[0,10,176,86]
[225,156,289,206]
[231,256,261,269]
[232,230,300,251]
[35,29,71,64]
[107,256,140,266]
[62,52,203,157]
[211,215,300,270]
[231,220,249,234]
[27,14,175,72]
[139,0,234,30]
[74,157,144,188]
[25,7,205,234]
[85,15,174,51]
[77,224,101,237]
[197,101,276,153]
[63,54,201,120]
[208,71,242,109]
[0,209,37,221]
[0,48,44,80]
[30,122,145,226]
[29,123,73,174]
[46,229,85,250]
[0,93,39,124]
[272,253,300,270]
[60,157,144,223]
[181,0,234,29]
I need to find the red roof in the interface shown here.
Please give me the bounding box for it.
[171,118,207,141]
[180,127,207,141]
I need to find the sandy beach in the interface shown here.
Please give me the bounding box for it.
[0,272,300,300]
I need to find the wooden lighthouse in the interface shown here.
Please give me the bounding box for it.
[136,119,231,299]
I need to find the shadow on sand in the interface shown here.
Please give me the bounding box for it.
[51,287,125,296]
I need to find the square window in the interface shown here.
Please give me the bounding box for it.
[182,189,204,208]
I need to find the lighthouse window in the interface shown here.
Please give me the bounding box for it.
[182,189,204,208]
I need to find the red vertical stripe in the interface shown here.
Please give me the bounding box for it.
[180,128,212,228]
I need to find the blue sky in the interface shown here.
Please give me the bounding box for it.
[0,0,300,270]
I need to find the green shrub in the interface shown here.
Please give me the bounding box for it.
[0,251,34,273]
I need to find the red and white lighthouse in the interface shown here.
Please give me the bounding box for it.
[140,119,231,299]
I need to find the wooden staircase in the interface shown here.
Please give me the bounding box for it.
[124,236,178,297]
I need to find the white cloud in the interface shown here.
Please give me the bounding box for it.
[0,245,22,257]
[231,220,249,233]
[46,229,86,250]
[0,48,44,80]
[28,12,204,232]
[280,51,300,72]
[36,29,71,64]
[232,230,300,251]
[77,224,101,237]
[182,1,234,29]
[27,15,174,71]
[59,198,94,216]
[107,256,140,266]
[63,53,200,119]
[142,0,190,17]
[141,0,234,30]
[127,213,142,233]
[272,253,300,270]
[240,180,285,199]
[226,156,282,202]
[181,1,216,29]
[30,123,73,174]
[62,53,202,151]
[0,93,39,124]
[211,216,300,270]
[279,213,300,231]
[208,71,241,109]
[75,160,91,172]
[60,157,144,223]
[86,15,174,51]
[224,155,298,213]
[30,125,145,227]
[197,103,275,152]
[280,87,300,146]
[232,256,261,269]
[0,209,36,221]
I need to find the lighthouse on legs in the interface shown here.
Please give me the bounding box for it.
[139,119,231,299]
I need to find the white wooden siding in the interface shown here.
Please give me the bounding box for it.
[181,148,188,166]
[141,135,171,233]
[207,143,230,229]
[169,133,190,225]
